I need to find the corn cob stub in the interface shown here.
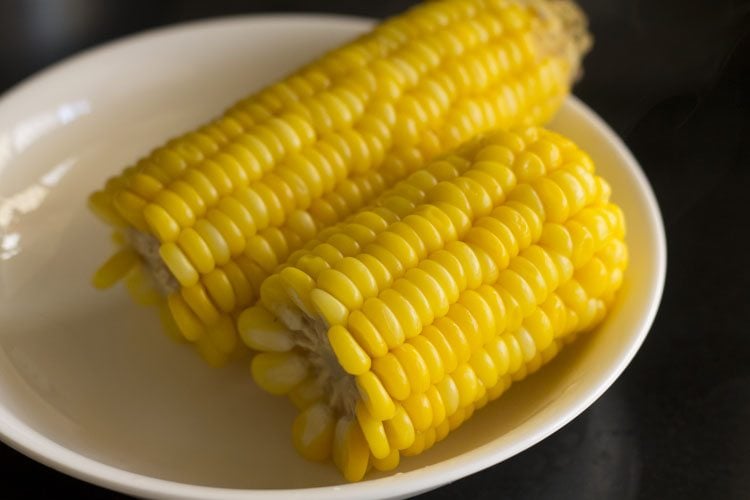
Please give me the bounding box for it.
[239,126,628,481]
[91,0,592,366]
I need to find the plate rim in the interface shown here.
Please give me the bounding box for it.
[0,13,667,500]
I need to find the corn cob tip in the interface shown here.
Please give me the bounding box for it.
[528,0,593,82]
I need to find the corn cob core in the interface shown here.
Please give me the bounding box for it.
[239,126,628,481]
[91,0,592,365]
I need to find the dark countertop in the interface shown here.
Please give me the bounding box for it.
[1,1,748,498]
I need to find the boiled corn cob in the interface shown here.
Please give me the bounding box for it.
[91,0,592,365]
[239,126,628,481]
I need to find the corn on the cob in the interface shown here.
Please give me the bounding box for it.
[239,126,627,481]
[91,0,592,365]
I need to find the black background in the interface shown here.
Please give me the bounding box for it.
[1,0,749,498]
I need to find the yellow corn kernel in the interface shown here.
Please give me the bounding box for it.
[159,242,199,287]
[348,310,390,358]
[371,448,400,472]
[202,269,236,313]
[167,293,204,341]
[310,288,349,326]
[251,351,309,395]
[292,402,336,461]
[237,305,295,352]
[355,402,391,459]
[356,371,396,421]
[328,325,372,375]
[382,404,415,451]
[92,248,138,289]
[372,353,411,401]
[332,417,370,483]
[402,392,434,432]
[181,283,220,325]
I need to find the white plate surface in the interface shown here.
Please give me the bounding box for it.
[0,14,666,500]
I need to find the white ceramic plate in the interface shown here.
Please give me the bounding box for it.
[0,14,666,500]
